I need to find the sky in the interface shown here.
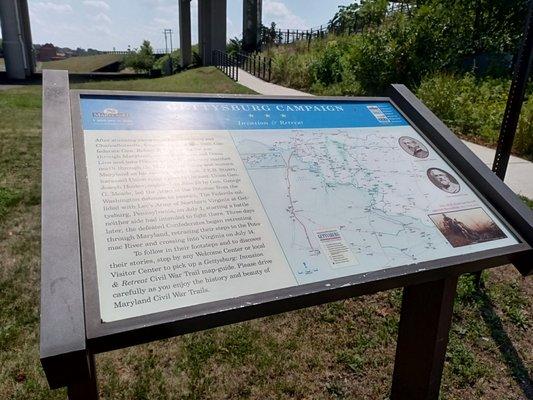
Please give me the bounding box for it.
[1,0,353,51]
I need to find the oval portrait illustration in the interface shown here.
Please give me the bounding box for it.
[398,136,429,158]
[427,168,460,194]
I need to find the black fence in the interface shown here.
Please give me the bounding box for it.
[260,26,329,48]
[236,52,272,82]
[102,49,168,55]
[260,4,417,49]
[212,49,239,81]
[213,50,273,83]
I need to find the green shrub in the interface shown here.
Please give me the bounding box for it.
[417,73,505,141]
[515,99,533,159]
[123,40,156,73]
[154,50,181,74]
[271,49,314,90]
[309,40,345,85]
[416,73,532,160]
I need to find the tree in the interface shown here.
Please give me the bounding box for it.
[328,0,389,34]
[227,37,242,55]
[328,3,360,34]
[123,40,156,73]
[261,22,279,47]
[358,0,389,29]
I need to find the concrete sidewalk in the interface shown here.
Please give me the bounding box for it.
[237,69,533,199]
[238,69,313,97]
[462,141,533,199]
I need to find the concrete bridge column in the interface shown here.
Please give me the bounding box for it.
[198,0,227,65]
[178,0,192,68]
[242,0,262,53]
[0,0,35,80]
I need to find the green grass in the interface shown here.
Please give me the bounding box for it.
[519,195,533,208]
[0,68,531,399]
[41,54,125,72]
[71,67,254,94]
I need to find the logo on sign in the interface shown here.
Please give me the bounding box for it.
[92,108,130,118]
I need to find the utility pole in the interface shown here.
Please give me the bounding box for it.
[163,28,173,54]
[163,29,169,54]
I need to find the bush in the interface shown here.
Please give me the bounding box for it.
[270,47,314,90]
[123,40,156,73]
[515,99,533,159]
[416,73,532,160]
[309,40,345,85]
[417,73,507,141]
[154,50,181,74]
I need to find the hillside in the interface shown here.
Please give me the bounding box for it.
[40,53,125,73]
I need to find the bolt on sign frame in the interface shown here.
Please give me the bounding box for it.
[40,70,532,400]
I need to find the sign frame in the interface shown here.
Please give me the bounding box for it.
[70,89,531,352]
[40,70,533,398]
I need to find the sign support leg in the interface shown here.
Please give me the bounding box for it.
[66,354,99,400]
[390,277,458,400]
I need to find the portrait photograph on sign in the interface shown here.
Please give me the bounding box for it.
[398,136,429,158]
[427,167,461,194]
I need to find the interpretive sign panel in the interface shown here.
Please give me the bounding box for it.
[77,96,519,323]
[41,72,532,398]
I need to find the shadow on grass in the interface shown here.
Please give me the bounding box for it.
[0,70,150,86]
[477,289,533,399]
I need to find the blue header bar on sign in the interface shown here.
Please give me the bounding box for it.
[80,96,408,131]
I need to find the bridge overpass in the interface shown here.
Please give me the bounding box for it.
[0,0,263,80]
[178,0,262,67]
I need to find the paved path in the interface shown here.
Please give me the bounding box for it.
[0,85,22,91]
[462,141,533,199]
[238,69,313,97]
[237,70,533,199]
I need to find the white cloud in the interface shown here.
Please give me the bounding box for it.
[263,0,307,29]
[91,12,112,24]
[227,17,240,39]
[153,17,172,26]
[88,25,112,36]
[33,2,72,13]
[83,1,110,11]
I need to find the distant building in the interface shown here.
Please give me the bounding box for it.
[38,43,60,61]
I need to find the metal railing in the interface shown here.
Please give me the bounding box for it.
[102,49,168,55]
[213,50,273,83]
[260,26,330,49]
[259,4,416,49]
[212,49,239,81]
[236,52,272,82]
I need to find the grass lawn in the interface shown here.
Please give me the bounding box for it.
[71,67,254,94]
[0,67,531,399]
[40,54,125,73]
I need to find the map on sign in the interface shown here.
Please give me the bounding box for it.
[232,126,516,284]
[79,97,518,322]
